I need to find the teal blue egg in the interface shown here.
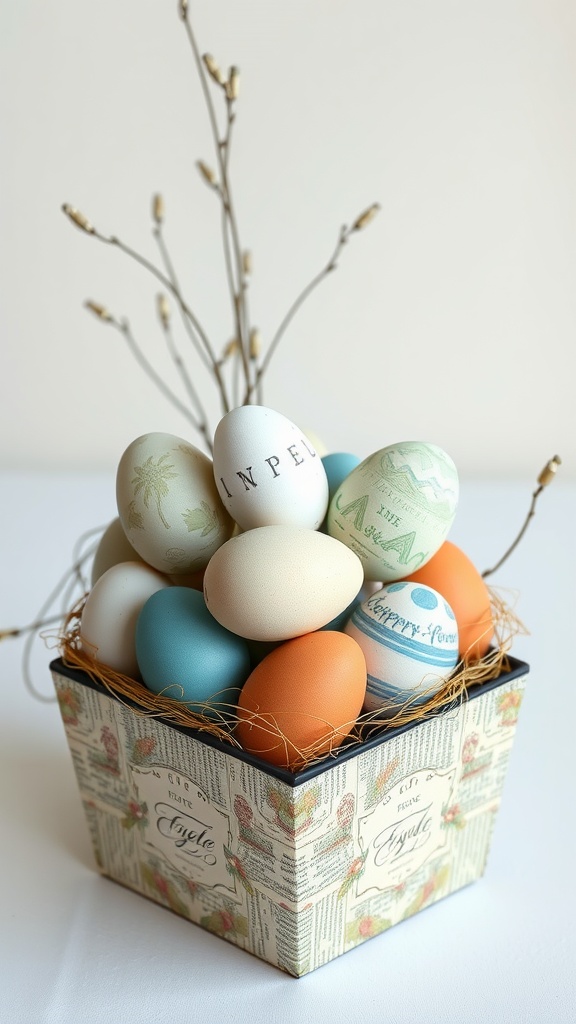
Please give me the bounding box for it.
[136,587,250,716]
[321,453,361,502]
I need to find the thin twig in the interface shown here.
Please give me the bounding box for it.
[153,224,214,376]
[102,232,230,407]
[252,225,349,398]
[116,316,205,434]
[62,204,230,415]
[482,455,562,578]
[159,311,214,453]
[181,11,252,392]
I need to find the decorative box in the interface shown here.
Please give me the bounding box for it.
[51,654,528,978]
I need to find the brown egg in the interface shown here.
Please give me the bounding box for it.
[402,540,493,662]
[235,631,367,770]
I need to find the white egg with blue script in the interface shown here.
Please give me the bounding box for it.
[344,581,459,715]
[212,405,329,531]
[327,441,459,581]
[136,587,251,717]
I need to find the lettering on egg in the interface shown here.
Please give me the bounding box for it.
[328,442,459,581]
[218,437,317,498]
[334,492,428,572]
[365,595,457,647]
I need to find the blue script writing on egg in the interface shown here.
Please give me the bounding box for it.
[366,596,421,639]
[219,437,317,497]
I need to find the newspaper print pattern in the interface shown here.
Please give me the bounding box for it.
[52,667,527,977]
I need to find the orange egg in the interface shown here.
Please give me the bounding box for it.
[402,541,493,662]
[235,631,367,770]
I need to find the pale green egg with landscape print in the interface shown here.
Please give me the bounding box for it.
[116,432,234,576]
[327,441,459,582]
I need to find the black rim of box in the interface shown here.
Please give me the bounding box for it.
[50,655,529,788]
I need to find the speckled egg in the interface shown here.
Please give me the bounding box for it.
[328,441,459,581]
[203,525,364,641]
[116,432,234,576]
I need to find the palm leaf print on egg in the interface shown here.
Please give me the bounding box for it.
[182,501,219,537]
[131,453,178,530]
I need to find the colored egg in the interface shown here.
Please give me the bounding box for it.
[345,581,459,715]
[327,441,459,581]
[203,525,364,641]
[212,405,329,531]
[401,541,494,661]
[91,517,146,586]
[116,432,234,576]
[135,587,250,715]
[235,631,367,769]
[80,561,171,677]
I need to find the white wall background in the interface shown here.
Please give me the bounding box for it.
[1,0,574,477]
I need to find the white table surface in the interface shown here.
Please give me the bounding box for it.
[1,471,575,1024]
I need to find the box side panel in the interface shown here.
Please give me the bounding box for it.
[285,672,528,973]
[52,667,306,975]
[52,667,527,978]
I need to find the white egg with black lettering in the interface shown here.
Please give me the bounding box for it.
[212,405,329,530]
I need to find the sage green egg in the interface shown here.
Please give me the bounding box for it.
[116,432,234,576]
[327,441,459,582]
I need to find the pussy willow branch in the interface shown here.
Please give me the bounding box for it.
[250,224,350,400]
[62,206,231,417]
[482,455,562,579]
[158,310,214,453]
[223,97,252,370]
[105,312,206,434]
[152,221,214,377]
[181,8,251,393]
[103,231,230,412]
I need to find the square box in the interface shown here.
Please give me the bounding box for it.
[51,655,528,977]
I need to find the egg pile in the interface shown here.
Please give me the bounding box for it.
[79,405,495,769]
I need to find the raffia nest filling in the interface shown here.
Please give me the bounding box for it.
[59,588,525,773]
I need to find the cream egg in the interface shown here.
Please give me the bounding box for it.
[80,561,171,677]
[212,405,329,530]
[328,441,459,581]
[203,524,364,641]
[116,432,234,575]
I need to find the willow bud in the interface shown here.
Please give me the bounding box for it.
[352,203,381,231]
[197,160,217,187]
[538,455,562,487]
[62,204,94,234]
[157,294,170,328]
[152,193,165,224]
[85,300,111,321]
[249,328,261,359]
[226,66,240,101]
